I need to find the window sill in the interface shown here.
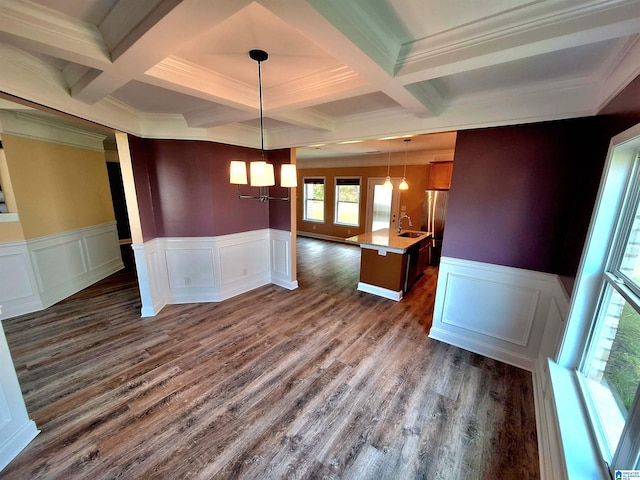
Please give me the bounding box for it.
[547,360,610,479]
[0,213,19,223]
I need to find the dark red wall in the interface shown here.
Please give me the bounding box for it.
[442,74,640,292]
[443,118,609,275]
[129,137,292,241]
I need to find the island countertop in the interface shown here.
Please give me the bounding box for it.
[346,228,432,253]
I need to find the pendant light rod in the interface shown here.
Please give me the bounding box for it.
[403,138,410,177]
[250,49,268,158]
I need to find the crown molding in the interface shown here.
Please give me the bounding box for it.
[145,56,257,110]
[595,35,640,112]
[0,111,106,151]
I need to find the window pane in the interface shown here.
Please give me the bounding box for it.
[583,285,640,454]
[335,184,360,226]
[619,199,640,289]
[303,183,324,222]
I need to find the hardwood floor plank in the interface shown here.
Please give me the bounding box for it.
[1,238,539,479]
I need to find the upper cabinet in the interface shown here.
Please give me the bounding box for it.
[427,161,453,190]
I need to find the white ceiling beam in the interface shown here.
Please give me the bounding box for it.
[271,108,335,132]
[395,0,640,84]
[71,0,252,104]
[0,0,110,69]
[261,0,435,118]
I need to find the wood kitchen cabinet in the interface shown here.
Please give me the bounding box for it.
[427,161,453,190]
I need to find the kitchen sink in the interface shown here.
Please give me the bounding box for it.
[397,231,424,238]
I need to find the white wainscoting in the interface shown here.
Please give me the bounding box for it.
[134,229,297,317]
[533,278,571,480]
[0,222,123,320]
[0,307,39,472]
[430,256,563,371]
[0,242,42,319]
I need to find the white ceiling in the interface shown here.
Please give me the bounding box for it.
[0,0,639,161]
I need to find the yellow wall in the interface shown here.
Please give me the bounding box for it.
[1,134,115,239]
[297,164,429,239]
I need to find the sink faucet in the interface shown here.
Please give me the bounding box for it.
[398,214,413,233]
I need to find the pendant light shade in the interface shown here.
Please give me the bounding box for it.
[281,163,298,188]
[230,160,248,185]
[250,161,275,187]
[229,50,297,201]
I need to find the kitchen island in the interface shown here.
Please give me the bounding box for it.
[346,228,432,301]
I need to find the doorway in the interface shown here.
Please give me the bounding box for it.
[366,177,401,232]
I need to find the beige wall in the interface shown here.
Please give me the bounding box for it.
[297,164,429,239]
[0,134,114,239]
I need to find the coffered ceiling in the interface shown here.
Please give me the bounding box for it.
[0,0,638,157]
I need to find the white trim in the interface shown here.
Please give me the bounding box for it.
[549,122,640,478]
[0,213,18,223]
[0,111,107,151]
[0,317,39,472]
[0,419,38,472]
[357,281,402,301]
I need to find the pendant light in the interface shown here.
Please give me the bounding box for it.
[399,138,410,190]
[229,49,297,201]
[383,139,393,190]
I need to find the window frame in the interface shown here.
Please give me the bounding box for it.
[558,122,640,477]
[302,176,325,223]
[334,176,361,227]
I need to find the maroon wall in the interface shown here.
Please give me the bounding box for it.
[129,137,292,241]
[442,74,640,291]
[442,118,608,274]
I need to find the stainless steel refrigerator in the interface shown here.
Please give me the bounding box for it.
[422,190,449,266]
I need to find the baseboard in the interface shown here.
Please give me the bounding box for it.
[296,231,353,244]
[429,325,536,371]
[0,420,39,472]
[357,282,402,301]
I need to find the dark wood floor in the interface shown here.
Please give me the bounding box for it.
[1,237,539,479]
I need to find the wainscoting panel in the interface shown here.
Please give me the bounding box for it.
[165,247,216,290]
[430,257,558,370]
[133,229,296,316]
[29,223,123,308]
[0,223,122,320]
[30,237,86,294]
[84,228,121,271]
[271,229,298,290]
[441,273,539,346]
[0,243,41,319]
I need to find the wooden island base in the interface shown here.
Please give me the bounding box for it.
[347,228,432,301]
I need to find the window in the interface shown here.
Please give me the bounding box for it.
[575,150,640,473]
[335,177,360,226]
[303,177,324,222]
